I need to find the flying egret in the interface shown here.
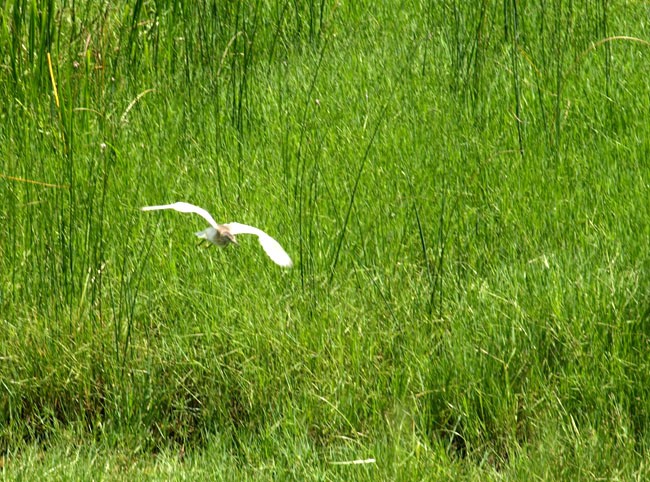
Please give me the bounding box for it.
[141,202,293,268]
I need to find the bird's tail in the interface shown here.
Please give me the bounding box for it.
[195,227,215,247]
[195,228,211,240]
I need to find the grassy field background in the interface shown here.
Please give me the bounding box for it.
[2,0,650,479]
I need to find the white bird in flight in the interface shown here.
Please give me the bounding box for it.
[141,202,293,268]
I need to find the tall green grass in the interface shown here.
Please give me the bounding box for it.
[2,0,650,478]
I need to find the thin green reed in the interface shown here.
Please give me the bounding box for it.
[8,0,23,85]
[240,2,261,182]
[505,0,524,156]
[295,40,329,292]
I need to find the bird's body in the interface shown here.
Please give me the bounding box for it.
[195,226,237,247]
[141,202,292,267]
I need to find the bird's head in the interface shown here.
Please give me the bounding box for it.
[223,231,238,245]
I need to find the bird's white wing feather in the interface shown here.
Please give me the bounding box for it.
[226,222,293,267]
[141,202,219,229]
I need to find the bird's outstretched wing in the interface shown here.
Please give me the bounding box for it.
[141,202,219,229]
[226,222,293,267]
